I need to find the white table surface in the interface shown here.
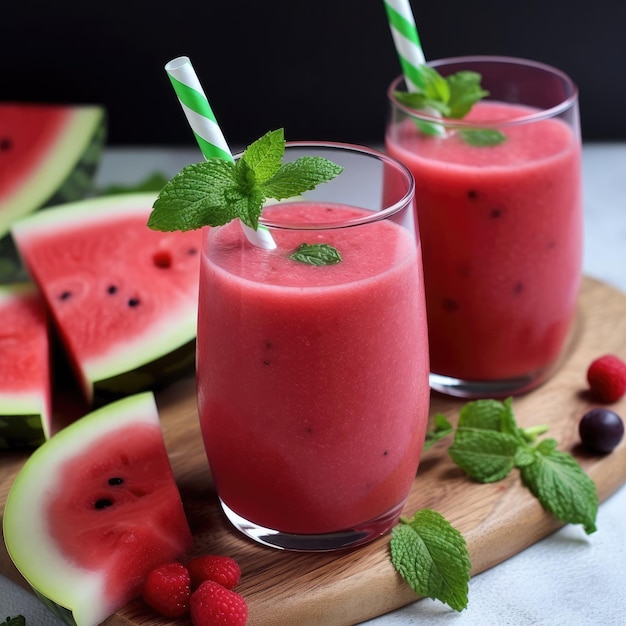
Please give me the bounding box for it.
[2,143,625,626]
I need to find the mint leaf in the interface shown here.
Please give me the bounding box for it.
[4,617,26,626]
[520,440,599,534]
[261,157,343,200]
[459,129,506,147]
[241,128,285,184]
[445,399,525,481]
[446,71,489,118]
[290,243,342,266]
[391,509,470,612]
[449,429,521,483]
[148,160,240,231]
[148,128,343,233]
[424,413,454,451]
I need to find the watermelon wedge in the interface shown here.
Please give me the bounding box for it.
[0,282,51,449]
[3,392,193,626]
[0,103,106,282]
[11,193,203,405]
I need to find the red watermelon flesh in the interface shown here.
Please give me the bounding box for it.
[3,392,193,626]
[48,422,191,609]
[0,282,51,448]
[0,103,105,239]
[0,104,68,198]
[11,193,203,404]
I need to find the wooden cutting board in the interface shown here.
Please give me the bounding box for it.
[2,276,626,626]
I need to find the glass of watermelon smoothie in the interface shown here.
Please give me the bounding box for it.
[196,142,430,551]
[386,56,583,398]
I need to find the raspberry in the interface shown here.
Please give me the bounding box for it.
[190,580,248,626]
[188,555,242,590]
[142,562,191,618]
[587,354,626,403]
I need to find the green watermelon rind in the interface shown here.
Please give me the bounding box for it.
[0,106,106,236]
[0,282,50,448]
[11,193,198,405]
[2,392,163,626]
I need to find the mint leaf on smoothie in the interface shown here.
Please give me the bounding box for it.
[391,509,470,612]
[458,129,507,147]
[394,69,506,146]
[290,243,342,266]
[148,129,343,232]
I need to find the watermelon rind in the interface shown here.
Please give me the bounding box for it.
[0,105,106,236]
[2,392,188,626]
[0,282,50,449]
[0,105,106,283]
[11,193,200,405]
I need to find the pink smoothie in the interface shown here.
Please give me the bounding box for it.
[386,101,583,381]
[196,202,429,534]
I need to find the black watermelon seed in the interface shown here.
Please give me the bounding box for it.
[467,190,479,200]
[0,138,11,150]
[383,450,389,456]
[107,285,118,295]
[263,360,271,366]
[59,291,72,301]
[94,498,114,509]
[128,298,140,307]
[489,208,504,219]
[187,247,198,255]
[108,477,124,485]
[443,298,460,312]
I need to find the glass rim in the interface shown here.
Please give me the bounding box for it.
[232,141,416,231]
[387,54,579,128]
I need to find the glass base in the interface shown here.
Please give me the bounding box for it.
[429,370,550,399]
[219,499,405,552]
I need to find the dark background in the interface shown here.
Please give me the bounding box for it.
[3,1,623,147]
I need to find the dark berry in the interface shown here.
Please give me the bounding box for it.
[579,408,624,453]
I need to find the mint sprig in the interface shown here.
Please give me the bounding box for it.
[427,398,598,534]
[394,70,488,120]
[391,509,470,612]
[147,129,343,232]
[394,69,506,146]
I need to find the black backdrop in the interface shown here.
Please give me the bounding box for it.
[3,1,623,146]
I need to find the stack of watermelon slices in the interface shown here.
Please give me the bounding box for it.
[0,104,204,448]
[4,193,203,447]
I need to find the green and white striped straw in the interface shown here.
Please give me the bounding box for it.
[383,0,427,92]
[165,56,276,249]
[383,0,445,135]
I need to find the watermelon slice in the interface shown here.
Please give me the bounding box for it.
[0,103,106,282]
[3,392,193,626]
[0,282,51,449]
[11,193,203,405]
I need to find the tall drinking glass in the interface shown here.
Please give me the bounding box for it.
[196,143,430,551]
[386,56,583,398]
